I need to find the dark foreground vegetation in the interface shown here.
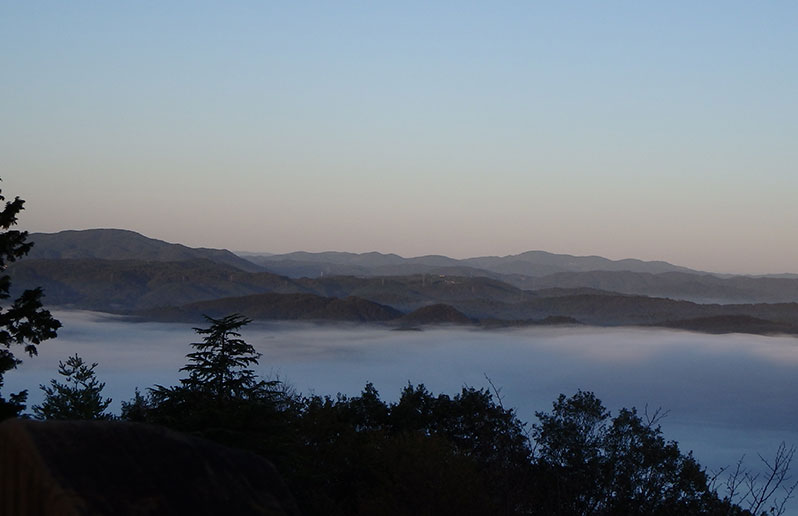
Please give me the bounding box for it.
[0,418,300,515]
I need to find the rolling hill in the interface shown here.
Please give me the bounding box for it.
[510,270,798,304]
[7,258,302,311]
[28,229,263,272]
[248,248,798,304]
[138,293,403,323]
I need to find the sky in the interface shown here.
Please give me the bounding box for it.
[2,2,797,274]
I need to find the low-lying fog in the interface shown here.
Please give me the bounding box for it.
[6,311,798,487]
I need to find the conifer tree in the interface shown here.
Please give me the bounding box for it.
[180,314,267,402]
[0,180,61,419]
[33,354,112,420]
[143,314,277,430]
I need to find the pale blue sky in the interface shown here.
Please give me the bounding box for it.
[2,2,796,273]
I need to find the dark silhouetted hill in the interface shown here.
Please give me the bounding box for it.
[513,270,798,304]
[7,258,304,311]
[138,293,403,323]
[653,315,798,335]
[399,304,475,325]
[294,274,533,313]
[538,315,582,325]
[28,229,262,272]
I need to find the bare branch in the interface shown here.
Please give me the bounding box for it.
[729,443,796,516]
[642,404,670,428]
[483,373,505,411]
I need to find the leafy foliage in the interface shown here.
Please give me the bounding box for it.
[284,383,533,515]
[0,181,61,419]
[33,354,112,420]
[531,390,741,515]
[277,386,752,515]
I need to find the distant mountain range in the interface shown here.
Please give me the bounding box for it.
[8,229,798,335]
[245,249,697,279]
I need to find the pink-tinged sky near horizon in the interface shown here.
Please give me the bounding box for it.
[2,2,797,274]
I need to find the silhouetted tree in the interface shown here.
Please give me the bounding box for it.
[286,382,533,515]
[141,314,286,452]
[531,390,742,515]
[179,314,266,401]
[389,383,533,512]
[0,181,61,419]
[119,387,152,422]
[33,354,112,420]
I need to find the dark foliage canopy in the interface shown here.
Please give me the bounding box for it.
[128,375,756,514]
[180,314,264,401]
[137,314,284,443]
[33,354,112,420]
[531,390,744,515]
[0,181,61,420]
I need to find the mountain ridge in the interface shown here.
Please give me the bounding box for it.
[10,228,798,335]
[28,229,263,273]
[248,248,698,278]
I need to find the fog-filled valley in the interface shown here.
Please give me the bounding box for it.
[6,3,798,512]
[8,311,797,483]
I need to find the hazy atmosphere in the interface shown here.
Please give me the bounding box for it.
[3,2,797,274]
[3,4,798,513]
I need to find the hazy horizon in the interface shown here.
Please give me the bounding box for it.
[3,3,797,275]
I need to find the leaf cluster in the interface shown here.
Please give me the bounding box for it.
[287,383,532,515]
[531,390,743,515]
